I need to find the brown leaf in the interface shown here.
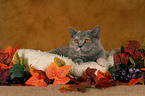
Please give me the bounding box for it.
[71,82,91,93]
[81,67,98,85]
[59,82,91,93]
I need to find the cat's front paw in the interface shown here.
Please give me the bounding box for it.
[97,58,109,67]
[74,59,84,64]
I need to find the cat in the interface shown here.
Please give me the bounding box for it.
[49,26,109,64]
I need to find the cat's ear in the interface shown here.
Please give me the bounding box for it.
[68,27,77,37]
[90,26,100,39]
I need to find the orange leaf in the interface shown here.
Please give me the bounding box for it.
[98,70,112,79]
[54,77,70,85]
[29,64,46,80]
[119,77,144,86]
[0,63,12,71]
[128,77,143,86]
[140,68,145,71]
[25,76,47,87]
[46,62,71,85]
[5,46,19,58]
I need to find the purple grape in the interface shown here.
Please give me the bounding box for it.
[133,68,136,71]
[127,74,132,79]
[119,76,123,81]
[132,74,137,79]
[121,70,127,76]
[129,68,134,74]
[135,69,140,73]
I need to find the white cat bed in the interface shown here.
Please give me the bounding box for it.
[16,49,114,77]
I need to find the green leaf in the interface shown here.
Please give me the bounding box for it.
[54,57,66,67]
[13,51,24,65]
[10,64,25,79]
[121,45,125,53]
[108,66,115,75]
[129,56,136,67]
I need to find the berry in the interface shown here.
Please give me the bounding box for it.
[121,70,127,76]
[129,68,134,74]
[112,66,145,83]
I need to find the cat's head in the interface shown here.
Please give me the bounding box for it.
[68,26,103,57]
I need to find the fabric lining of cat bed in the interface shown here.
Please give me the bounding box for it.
[16,49,114,77]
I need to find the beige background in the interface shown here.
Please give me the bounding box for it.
[0,0,145,51]
[0,85,145,96]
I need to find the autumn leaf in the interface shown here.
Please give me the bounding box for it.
[70,82,91,93]
[81,67,98,85]
[25,76,47,87]
[54,57,71,76]
[29,64,47,80]
[0,50,11,65]
[0,63,12,71]
[12,51,24,65]
[5,46,19,58]
[124,41,142,60]
[140,68,145,71]
[46,62,71,85]
[96,70,117,88]
[119,77,144,86]
[59,82,91,93]
[128,77,143,86]
[25,64,50,87]
[67,75,80,84]
[114,52,129,65]
[0,69,11,85]
[54,57,66,67]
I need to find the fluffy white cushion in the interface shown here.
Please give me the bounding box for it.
[16,49,114,77]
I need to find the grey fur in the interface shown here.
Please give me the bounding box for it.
[49,26,119,64]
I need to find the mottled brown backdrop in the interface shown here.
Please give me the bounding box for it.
[0,0,145,51]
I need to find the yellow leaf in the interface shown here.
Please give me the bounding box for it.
[12,51,24,65]
[54,57,66,67]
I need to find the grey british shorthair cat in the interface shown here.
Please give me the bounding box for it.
[49,26,108,64]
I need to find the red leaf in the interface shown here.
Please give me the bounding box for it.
[46,62,71,85]
[67,75,80,84]
[5,46,19,58]
[119,77,144,86]
[0,63,12,71]
[97,70,117,88]
[115,52,129,65]
[0,50,11,65]
[124,41,142,60]
[81,67,98,85]
[128,77,143,86]
[0,69,11,84]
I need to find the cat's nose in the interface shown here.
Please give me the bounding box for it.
[78,46,83,48]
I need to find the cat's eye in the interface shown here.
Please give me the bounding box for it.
[85,39,90,43]
[74,39,79,43]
